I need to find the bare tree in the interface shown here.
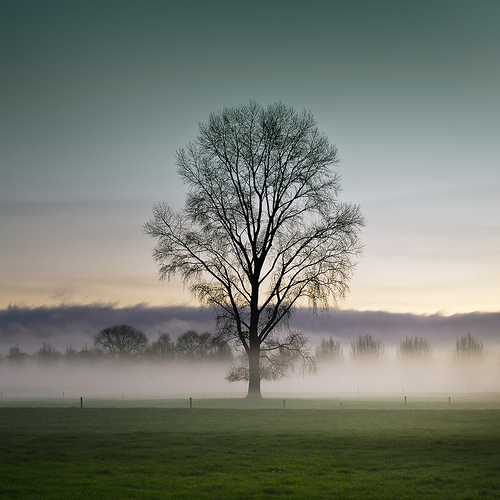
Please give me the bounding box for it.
[397,336,432,360]
[150,332,175,362]
[76,345,103,363]
[65,345,79,363]
[454,332,484,362]
[350,334,384,362]
[36,343,62,364]
[7,345,30,364]
[210,335,234,361]
[145,101,364,397]
[65,344,102,364]
[175,330,213,361]
[94,324,149,362]
[315,336,344,363]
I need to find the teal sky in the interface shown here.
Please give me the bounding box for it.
[1,0,499,313]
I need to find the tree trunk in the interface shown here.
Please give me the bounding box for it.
[246,345,262,399]
[246,274,262,399]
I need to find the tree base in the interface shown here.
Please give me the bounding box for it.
[245,389,263,399]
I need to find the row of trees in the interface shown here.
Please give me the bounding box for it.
[2,326,232,365]
[94,325,232,362]
[315,332,486,363]
[3,326,486,368]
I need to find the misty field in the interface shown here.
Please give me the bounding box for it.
[0,398,499,499]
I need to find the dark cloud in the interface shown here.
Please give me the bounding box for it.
[1,304,499,355]
[290,309,500,349]
[0,304,213,354]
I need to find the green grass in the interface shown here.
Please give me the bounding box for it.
[0,398,499,498]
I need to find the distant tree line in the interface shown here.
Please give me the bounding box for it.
[315,332,486,364]
[0,327,487,367]
[1,325,232,365]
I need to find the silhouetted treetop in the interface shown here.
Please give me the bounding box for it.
[315,336,344,363]
[397,336,432,359]
[94,324,149,362]
[350,334,384,362]
[454,332,484,361]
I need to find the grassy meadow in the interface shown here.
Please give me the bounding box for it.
[0,395,499,499]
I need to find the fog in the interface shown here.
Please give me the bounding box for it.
[1,304,499,399]
[1,348,498,400]
[0,360,234,399]
[276,352,500,395]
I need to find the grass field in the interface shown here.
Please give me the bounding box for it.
[0,396,499,499]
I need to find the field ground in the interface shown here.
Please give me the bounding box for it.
[0,394,499,499]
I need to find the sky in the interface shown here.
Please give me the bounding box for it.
[1,0,500,348]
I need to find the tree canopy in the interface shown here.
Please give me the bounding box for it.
[145,101,364,397]
[315,336,344,363]
[454,332,485,362]
[93,324,149,362]
[350,334,384,363]
[397,336,432,360]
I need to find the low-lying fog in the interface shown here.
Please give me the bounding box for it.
[1,350,498,399]
[1,306,499,398]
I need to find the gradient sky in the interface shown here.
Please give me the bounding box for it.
[1,0,499,315]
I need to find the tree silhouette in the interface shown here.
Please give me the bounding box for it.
[172,330,233,361]
[36,343,61,363]
[454,332,484,362]
[397,336,432,360]
[175,330,213,360]
[7,345,29,363]
[94,324,149,362]
[150,333,175,362]
[65,345,79,363]
[350,334,384,362]
[145,101,364,397]
[315,336,344,363]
